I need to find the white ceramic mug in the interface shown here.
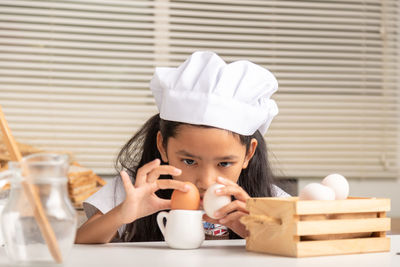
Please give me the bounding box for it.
[157,210,205,249]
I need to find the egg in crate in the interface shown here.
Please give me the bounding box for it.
[298,173,372,240]
[321,173,349,200]
[170,182,200,210]
[299,183,335,201]
[299,173,349,201]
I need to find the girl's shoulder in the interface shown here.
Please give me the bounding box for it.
[82,175,126,219]
[82,175,128,239]
[272,184,291,197]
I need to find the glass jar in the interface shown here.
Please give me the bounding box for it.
[0,153,77,265]
[0,181,9,246]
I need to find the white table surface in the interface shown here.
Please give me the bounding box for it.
[0,235,399,267]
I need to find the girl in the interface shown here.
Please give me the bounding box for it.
[76,51,289,244]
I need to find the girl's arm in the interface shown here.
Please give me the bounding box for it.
[75,159,189,244]
[75,207,124,244]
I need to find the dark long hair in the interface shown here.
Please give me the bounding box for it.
[115,113,275,242]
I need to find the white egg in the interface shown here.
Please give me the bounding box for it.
[321,173,349,200]
[203,183,231,219]
[299,183,335,200]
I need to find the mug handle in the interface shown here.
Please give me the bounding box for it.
[156,211,169,236]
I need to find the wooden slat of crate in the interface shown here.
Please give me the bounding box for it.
[296,237,390,257]
[244,219,298,257]
[295,197,391,215]
[243,197,392,257]
[296,218,391,235]
[247,197,297,219]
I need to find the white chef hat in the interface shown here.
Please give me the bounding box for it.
[150,51,278,136]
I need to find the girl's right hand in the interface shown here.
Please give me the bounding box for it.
[117,159,189,224]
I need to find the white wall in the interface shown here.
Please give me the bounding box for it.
[298,179,400,217]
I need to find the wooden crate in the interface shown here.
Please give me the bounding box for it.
[240,197,391,257]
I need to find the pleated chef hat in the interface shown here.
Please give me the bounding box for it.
[150,51,279,135]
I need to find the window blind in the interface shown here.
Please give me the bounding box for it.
[0,0,398,179]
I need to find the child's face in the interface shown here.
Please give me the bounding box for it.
[157,124,257,198]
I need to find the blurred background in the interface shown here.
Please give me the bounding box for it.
[0,0,399,229]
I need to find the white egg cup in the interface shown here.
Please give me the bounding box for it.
[157,210,205,249]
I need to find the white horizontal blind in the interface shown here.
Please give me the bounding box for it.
[0,0,160,174]
[166,0,400,179]
[0,0,399,178]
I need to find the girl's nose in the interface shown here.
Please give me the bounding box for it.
[195,167,217,191]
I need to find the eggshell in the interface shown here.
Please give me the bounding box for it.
[321,173,349,200]
[170,182,200,210]
[203,183,231,219]
[299,183,335,200]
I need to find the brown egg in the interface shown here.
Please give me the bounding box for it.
[170,182,200,210]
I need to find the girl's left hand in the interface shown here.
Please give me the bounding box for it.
[202,176,250,238]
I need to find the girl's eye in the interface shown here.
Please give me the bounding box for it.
[182,159,196,165]
[219,162,232,167]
